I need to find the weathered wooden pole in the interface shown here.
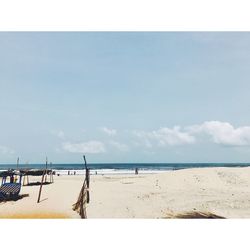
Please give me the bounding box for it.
[44,157,48,183]
[37,158,47,203]
[83,155,90,188]
[37,170,46,203]
[83,155,90,203]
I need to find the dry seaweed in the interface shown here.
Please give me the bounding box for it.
[166,211,225,219]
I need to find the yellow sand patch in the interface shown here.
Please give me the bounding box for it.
[0,212,71,219]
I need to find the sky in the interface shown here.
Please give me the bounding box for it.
[1,32,250,163]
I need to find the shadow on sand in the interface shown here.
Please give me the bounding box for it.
[0,194,29,203]
[24,182,52,186]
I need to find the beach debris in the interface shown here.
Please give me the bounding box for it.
[72,155,90,219]
[73,179,88,218]
[166,211,225,219]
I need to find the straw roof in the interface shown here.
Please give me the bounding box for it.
[0,170,20,177]
[20,169,53,176]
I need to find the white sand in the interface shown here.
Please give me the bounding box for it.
[1,167,250,218]
[0,175,83,218]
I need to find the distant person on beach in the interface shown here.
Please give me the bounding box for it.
[68,171,70,175]
[74,171,76,175]
[135,168,139,175]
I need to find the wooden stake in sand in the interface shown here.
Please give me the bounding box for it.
[37,158,47,203]
[37,169,46,203]
[44,157,48,183]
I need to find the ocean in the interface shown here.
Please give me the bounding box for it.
[0,163,250,175]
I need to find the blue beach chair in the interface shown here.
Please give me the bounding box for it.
[0,172,22,200]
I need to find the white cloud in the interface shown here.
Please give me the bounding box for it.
[58,121,250,155]
[51,130,65,139]
[62,141,106,154]
[189,121,250,146]
[134,126,196,146]
[134,121,250,147]
[109,141,129,152]
[0,145,15,154]
[100,127,117,136]
[132,132,153,148]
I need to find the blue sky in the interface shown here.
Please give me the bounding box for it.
[1,32,250,163]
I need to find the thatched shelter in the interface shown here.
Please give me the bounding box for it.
[20,169,54,186]
[20,169,53,176]
[0,170,21,179]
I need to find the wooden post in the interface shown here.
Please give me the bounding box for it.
[83,155,90,188]
[45,157,48,183]
[83,155,90,203]
[80,184,84,218]
[37,170,46,203]
[86,168,90,203]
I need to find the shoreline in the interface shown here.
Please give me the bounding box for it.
[1,164,250,176]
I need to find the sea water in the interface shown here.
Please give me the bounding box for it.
[0,163,250,175]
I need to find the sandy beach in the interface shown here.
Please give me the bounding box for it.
[1,167,250,218]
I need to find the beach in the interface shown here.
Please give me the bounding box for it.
[1,167,250,218]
